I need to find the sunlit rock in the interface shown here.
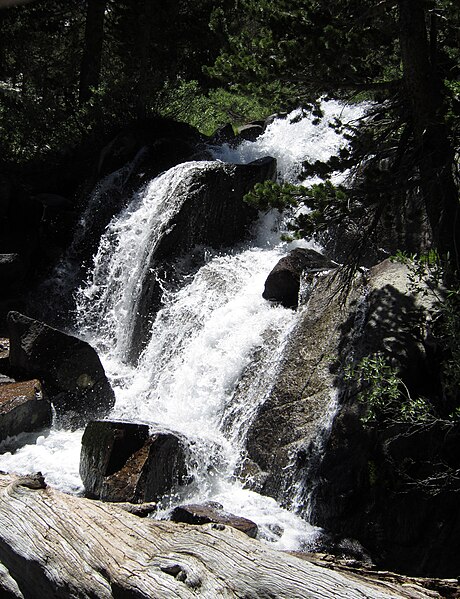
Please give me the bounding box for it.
[170,501,258,538]
[80,420,189,503]
[0,379,51,444]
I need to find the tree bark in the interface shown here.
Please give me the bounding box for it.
[0,473,441,598]
[79,0,106,103]
[398,0,460,274]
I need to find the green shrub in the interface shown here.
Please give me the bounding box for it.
[344,353,433,424]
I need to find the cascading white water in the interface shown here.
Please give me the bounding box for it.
[0,99,365,550]
[75,161,215,361]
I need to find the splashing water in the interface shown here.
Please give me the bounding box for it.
[212,99,364,184]
[0,100,366,550]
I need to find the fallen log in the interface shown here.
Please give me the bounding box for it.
[0,473,451,598]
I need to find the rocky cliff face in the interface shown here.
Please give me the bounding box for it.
[245,257,364,500]
[246,257,460,577]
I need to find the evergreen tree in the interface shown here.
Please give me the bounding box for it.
[209,0,459,274]
[79,0,106,103]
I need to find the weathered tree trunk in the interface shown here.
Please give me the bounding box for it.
[79,0,106,103]
[399,0,460,274]
[0,473,440,598]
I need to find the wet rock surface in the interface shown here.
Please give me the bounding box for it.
[0,379,51,444]
[248,258,460,577]
[170,502,259,538]
[262,248,337,308]
[80,420,189,503]
[7,311,115,422]
[247,266,365,499]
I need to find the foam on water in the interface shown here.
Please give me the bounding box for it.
[212,99,364,184]
[0,429,84,495]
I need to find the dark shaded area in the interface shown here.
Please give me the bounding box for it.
[0,117,205,333]
[80,421,149,497]
[7,310,115,424]
[306,283,460,577]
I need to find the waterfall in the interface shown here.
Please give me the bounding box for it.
[0,99,365,550]
[32,149,147,328]
[75,161,213,361]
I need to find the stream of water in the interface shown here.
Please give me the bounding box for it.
[0,100,364,550]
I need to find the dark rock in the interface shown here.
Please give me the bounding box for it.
[80,421,150,498]
[0,379,52,443]
[0,254,27,286]
[262,248,337,308]
[0,337,9,374]
[208,123,235,145]
[80,421,189,503]
[246,268,364,499]
[34,193,76,257]
[104,431,189,503]
[0,255,29,337]
[310,414,460,578]
[7,311,115,421]
[2,191,42,255]
[0,174,13,221]
[97,118,203,177]
[33,193,72,210]
[237,124,264,142]
[155,158,275,259]
[130,156,277,360]
[188,148,215,161]
[170,502,258,538]
[142,137,202,180]
[0,298,26,338]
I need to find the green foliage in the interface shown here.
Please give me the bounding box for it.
[344,354,433,424]
[210,0,460,275]
[0,0,234,162]
[244,179,350,240]
[244,180,303,212]
[207,0,400,106]
[391,251,460,419]
[0,0,86,161]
